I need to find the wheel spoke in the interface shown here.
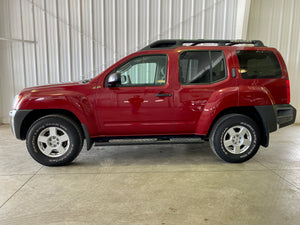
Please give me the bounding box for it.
[38,135,48,144]
[59,134,69,142]
[57,145,67,155]
[224,139,233,147]
[243,139,251,147]
[49,127,57,136]
[227,128,236,137]
[239,127,247,137]
[234,145,241,154]
[43,146,53,156]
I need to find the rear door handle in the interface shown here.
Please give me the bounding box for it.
[156,93,172,97]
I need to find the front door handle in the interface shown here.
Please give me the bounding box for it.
[156,93,172,97]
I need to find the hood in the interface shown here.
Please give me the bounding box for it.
[22,82,79,92]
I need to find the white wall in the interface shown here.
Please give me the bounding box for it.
[0,0,239,123]
[247,0,300,123]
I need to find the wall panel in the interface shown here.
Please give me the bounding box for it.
[0,0,238,123]
[247,0,300,123]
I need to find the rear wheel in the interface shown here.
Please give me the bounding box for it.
[209,114,261,163]
[26,115,83,166]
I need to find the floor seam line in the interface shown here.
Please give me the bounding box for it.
[253,160,300,191]
[270,170,300,191]
[0,166,43,209]
[32,169,270,175]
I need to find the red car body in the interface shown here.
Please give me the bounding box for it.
[10,39,296,165]
[13,46,290,136]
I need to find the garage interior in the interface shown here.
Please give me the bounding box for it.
[0,0,299,224]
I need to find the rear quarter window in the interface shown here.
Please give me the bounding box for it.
[236,50,282,79]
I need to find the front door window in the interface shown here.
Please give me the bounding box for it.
[106,55,168,87]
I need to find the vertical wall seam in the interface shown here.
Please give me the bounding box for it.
[168,0,172,38]
[79,0,84,79]
[212,0,216,39]
[31,0,39,85]
[277,0,284,49]
[157,0,161,40]
[286,0,295,63]
[267,2,273,45]
[7,0,16,94]
[135,0,139,50]
[179,0,183,38]
[19,0,27,88]
[91,0,94,78]
[112,0,116,63]
[201,0,205,38]
[44,0,50,84]
[101,0,105,70]
[232,0,237,38]
[67,0,73,81]
[222,0,227,39]
[146,0,150,43]
[56,0,61,82]
[124,0,128,55]
[190,0,195,39]
[294,27,300,110]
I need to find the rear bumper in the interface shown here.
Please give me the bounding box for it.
[255,104,296,147]
[9,109,32,140]
[255,104,296,132]
[275,104,297,128]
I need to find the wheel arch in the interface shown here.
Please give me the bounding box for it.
[206,106,270,147]
[19,109,84,140]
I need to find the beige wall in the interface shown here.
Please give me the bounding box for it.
[247,0,300,123]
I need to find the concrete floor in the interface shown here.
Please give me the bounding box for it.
[0,124,299,225]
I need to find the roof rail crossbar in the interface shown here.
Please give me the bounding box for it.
[140,39,265,50]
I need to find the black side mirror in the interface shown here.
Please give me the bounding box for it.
[107,73,121,87]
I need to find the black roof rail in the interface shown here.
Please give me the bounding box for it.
[140,39,265,51]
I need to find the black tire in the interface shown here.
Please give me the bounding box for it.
[26,115,83,166]
[209,114,261,163]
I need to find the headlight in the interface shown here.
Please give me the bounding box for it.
[12,95,22,110]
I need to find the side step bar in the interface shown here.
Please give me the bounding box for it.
[94,136,204,147]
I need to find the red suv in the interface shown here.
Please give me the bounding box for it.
[10,39,296,166]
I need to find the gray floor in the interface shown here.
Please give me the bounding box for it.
[0,124,299,225]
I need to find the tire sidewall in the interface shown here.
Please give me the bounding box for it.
[26,116,82,166]
[211,115,261,163]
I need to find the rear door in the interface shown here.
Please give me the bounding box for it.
[173,50,231,134]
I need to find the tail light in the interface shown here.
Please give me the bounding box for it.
[286,79,290,104]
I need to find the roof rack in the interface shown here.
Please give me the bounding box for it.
[140,39,265,51]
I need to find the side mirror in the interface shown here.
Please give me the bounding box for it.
[107,73,121,87]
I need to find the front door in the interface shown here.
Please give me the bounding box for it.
[96,54,175,136]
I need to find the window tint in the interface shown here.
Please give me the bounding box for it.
[179,51,227,85]
[236,50,282,79]
[211,51,227,82]
[108,55,167,87]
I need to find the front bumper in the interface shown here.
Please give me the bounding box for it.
[9,109,32,140]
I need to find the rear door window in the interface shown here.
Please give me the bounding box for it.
[236,50,282,79]
[179,51,227,85]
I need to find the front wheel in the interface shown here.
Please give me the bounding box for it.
[209,114,261,163]
[26,115,83,166]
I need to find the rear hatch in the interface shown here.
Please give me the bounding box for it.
[235,48,290,105]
